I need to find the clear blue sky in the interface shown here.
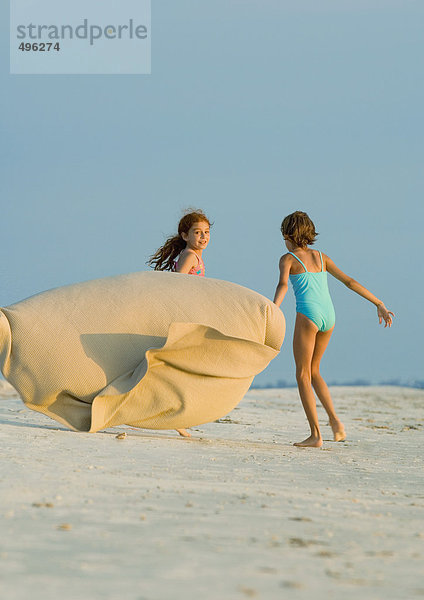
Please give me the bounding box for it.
[1,1,423,386]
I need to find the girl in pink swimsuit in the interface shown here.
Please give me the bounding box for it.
[148,209,211,437]
[148,209,210,275]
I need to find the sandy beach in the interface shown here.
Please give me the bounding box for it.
[1,381,423,600]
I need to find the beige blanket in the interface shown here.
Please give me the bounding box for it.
[0,271,285,432]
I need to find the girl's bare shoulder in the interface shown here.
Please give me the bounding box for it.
[278,253,295,275]
[176,248,198,270]
[279,252,294,265]
[319,251,332,266]
[180,248,198,260]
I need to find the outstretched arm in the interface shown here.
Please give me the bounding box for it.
[273,255,291,307]
[324,255,394,327]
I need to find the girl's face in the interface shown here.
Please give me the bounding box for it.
[182,221,210,252]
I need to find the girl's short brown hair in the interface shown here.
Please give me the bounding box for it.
[281,211,318,247]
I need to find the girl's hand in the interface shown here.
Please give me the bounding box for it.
[377,303,394,328]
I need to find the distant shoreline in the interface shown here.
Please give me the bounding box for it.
[1,375,423,395]
[251,380,424,390]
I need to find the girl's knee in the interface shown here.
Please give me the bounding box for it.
[296,368,311,384]
[311,369,321,384]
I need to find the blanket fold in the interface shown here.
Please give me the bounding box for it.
[90,322,279,432]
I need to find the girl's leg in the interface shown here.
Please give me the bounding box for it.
[292,313,322,447]
[311,327,345,442]
[176,428,191,437]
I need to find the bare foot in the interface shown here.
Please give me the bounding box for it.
[330,420,346,442]
[294,435,323,448]
[176,428,191,438]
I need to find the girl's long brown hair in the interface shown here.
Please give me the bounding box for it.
[147,209,211,271]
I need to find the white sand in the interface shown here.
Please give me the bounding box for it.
[0,381,423,600]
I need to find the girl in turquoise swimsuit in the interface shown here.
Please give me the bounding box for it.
[273,211,394,448]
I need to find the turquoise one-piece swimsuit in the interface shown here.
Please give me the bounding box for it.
[288,251,336,332]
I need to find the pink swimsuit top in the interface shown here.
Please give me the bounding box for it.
[173,252,205,277]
